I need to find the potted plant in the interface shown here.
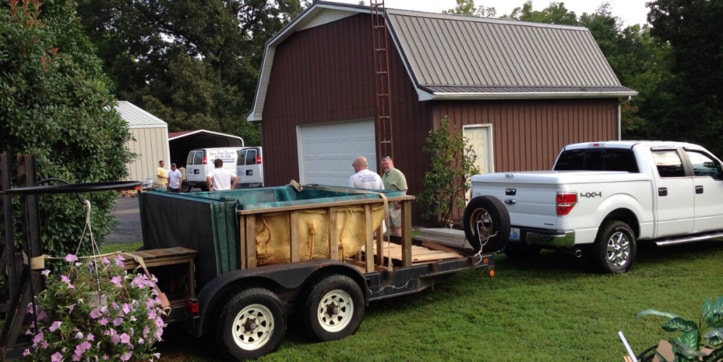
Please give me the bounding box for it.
[636,296,723,361]
[22,254,166,361]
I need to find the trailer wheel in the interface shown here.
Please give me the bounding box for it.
[463,196,510,252]
[303,275,364,342]
[217,288,286,360]
[593,220,636,273]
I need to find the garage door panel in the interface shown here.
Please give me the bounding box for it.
[298,120,376,186]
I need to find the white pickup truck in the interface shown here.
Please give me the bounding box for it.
[466,140,723,273]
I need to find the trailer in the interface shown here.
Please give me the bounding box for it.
[136,183,509,359]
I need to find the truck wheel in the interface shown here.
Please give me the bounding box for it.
[593,220,636,273]
[217,288,286,360]
[302,275,365,342]
[463,196,510,253]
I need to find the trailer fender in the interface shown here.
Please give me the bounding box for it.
[192,259,366,338]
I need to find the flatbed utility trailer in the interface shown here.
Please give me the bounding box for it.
[137,184,509,359]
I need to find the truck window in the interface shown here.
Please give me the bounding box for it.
[686,150,723,180]
[652,150,685,177]
[554,149,638,172]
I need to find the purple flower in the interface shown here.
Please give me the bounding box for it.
[74,340,91,356]
[112,317,123,326]
[32,331,44,345]
[121,303,132,315]
[64,254,78,263]
[22,349,30,357]
[90,308,102,319]
[87,333,95,341]
[60,275,75,289]
[119,333,131,344]
[51,352,63,362]
[120,351,133,361]
[41,269,51,277]
[49,321,62,332]
[110,275,123,288]
[98,317,108,326]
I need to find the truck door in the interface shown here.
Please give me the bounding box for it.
[684,149,723,233]
[651,149,695,237]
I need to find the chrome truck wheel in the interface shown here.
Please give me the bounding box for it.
[463,196,510,252]
[593,220,636,273]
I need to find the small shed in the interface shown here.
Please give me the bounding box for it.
[116,101,170,183]
[168,129,245,168]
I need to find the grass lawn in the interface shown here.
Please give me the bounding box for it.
[101,240,723,361]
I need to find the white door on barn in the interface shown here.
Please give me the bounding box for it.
[463,124,494,203]
[297,119,377,186]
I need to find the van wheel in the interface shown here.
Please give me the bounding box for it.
[463,196,510,253]
[593,220,636,273]
[181,183,191,192]
[217,288,286,360]
[302,275,365,342]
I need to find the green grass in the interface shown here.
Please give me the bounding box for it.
[104,240,723,361]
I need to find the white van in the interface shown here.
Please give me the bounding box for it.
[185,147,243,191]
[235,147,264,188]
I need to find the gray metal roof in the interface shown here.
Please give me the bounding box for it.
[115,101,167,128]
[248,2,636,121]
[386,9,636,100]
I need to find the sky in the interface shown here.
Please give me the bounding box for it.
[330,0,650,27]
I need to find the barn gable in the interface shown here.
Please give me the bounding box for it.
[249,1,637,225]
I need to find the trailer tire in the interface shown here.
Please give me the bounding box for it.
[303,275,365,342]
[217,288,286,360]
[463,196,510,253]
[593,220,636,273]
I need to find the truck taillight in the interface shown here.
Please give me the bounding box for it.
[556,192,577,216]
[186,298,199,315]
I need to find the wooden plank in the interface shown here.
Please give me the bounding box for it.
[290,212,300,262]
[371,241,463,264]
[245,215,257,269]
[401,199,412,267]
[364,205,373,273]
[238,216,247,269]
[329,208,338,260]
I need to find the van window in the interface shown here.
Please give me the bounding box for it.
[554,149,639,172]
[237,149,257,166]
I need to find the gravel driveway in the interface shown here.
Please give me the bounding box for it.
[107,196,142,243]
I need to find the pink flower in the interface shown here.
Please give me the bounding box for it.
[112,317,123,326]
[74,340,91,356]
[64,254,78,263]
[98,317,108,326]
[120,351,133,361]
[49,321,62,332]
[110,275,123,288]
[90,308,102,319]
[121,303,132,315]
[41,269,51,277]
[60,275,75,289]
[120,333,131,344]
[32,331,44,345]
[51,352,63,362]
[87,333,95,341]
[22,349,30,356]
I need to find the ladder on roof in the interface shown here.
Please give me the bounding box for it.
[370,0,393,165]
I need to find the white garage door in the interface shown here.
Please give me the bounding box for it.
[297,119,376,186]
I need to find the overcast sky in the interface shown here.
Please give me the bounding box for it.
[330,0,650,27]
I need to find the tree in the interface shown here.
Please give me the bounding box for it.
[648,0,723,156]
[443,0,496,17]
[417,117,479,226]
[76,0,303,145]
[0,0,133,256]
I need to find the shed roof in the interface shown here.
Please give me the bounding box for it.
[115,101,167,128]
[248,1,637,121]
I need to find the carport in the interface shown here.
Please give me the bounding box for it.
[168,129,245,167]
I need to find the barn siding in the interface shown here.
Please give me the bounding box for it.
[432,99,619,172]
[263,13,432,195]
[125,126,169,182]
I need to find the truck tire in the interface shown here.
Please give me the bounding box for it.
[463,196,510,253]
[217,288,286,360]
[302,275,365,342]
[593,220,636,273]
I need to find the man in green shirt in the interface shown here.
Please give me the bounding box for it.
[381,156,408,237]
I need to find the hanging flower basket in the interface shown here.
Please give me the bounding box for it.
[22,254,167,362]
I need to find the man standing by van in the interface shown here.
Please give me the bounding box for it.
[155,160,168,190]
[207,159,239,191]
[167,163,183,192]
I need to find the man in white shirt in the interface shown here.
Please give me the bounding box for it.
[206,159,239,191]
[167,163,183,192]
[348,156,384,190]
